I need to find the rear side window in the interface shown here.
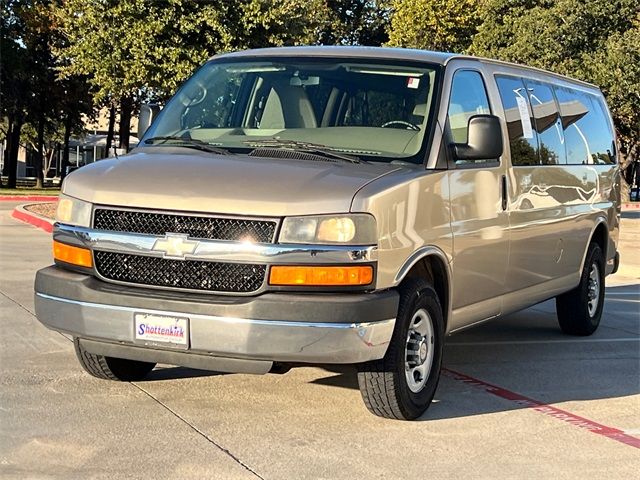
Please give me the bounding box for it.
[447,70,491,144]
[525,80,566,165]
[495,76,540,166]
[553,87,615,164]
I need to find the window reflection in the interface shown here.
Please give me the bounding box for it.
[496,75,615,166]
[447,70,491,144]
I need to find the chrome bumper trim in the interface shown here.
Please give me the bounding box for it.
[54,223,378,264]
[35,292,395,364]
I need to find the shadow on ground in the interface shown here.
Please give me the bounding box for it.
[133,285,638,422]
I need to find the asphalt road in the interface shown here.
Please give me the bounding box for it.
[1,200,638,479]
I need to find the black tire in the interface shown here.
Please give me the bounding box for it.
[556,243,605,336]
[73,338,156,381]
[357,278,444,420]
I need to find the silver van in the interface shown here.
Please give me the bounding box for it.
[35,47,621,420]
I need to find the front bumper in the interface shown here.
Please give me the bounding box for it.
[34,266,398,371]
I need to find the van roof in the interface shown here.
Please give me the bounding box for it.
[212,46,597,89]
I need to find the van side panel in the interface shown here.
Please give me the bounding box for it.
[507,164,601,290]
[446,165,510,327]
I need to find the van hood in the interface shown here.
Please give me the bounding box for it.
[63,148,403,217]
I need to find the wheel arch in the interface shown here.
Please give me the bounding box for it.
[580,217,608,273]
[394,247,452,332]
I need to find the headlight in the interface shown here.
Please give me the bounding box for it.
[279,214,376,245]
[56,194,92,227]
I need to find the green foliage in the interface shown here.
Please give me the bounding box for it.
[4,0,637,186]
[1,0,92,186]
[386,0,482,52]
[54,0,325,103]
[317,1,391,46]
[1,0,33,125]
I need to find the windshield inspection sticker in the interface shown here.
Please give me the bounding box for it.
[516,95,534,139]
[407,77,420,89]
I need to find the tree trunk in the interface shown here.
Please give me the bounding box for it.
[7,119,23,189]
[61,117,71,180]
[43,148,55,179]
[3,115,13,178]
[118,96,133,151]
[35,116,45,188]
[619,138,638,202]
[105,103,115,156]
[1,117,11,187]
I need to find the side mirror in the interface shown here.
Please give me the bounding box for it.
[138,103,161,138]
[451,114,503,161]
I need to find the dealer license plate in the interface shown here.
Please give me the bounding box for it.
[134,313,189,349]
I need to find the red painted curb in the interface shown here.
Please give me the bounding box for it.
[11,207,54,233]
[0,195,58,202]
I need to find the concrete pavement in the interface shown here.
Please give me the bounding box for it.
[1,201,638,479]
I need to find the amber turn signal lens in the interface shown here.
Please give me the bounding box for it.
[269,265,373,286]
[53,241,93,268]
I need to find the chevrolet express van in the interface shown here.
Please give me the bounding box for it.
[35,47,621,420]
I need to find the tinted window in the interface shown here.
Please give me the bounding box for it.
[342,89,418,127]
[447,70,491,144]
[525,80,566,165]
[495,76,540,166]
[554,86,615,164]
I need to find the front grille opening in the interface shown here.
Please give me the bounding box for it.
[93,208,277,243]
[94,251,266,293]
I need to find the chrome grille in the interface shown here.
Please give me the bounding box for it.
[94,251,266,293]
[93,208,277,243]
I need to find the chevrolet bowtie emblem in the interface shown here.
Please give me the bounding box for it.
[152,233,199,259]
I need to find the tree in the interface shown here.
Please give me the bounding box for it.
[1,0,92,188]
[469,0,639,178]
[582,16,640,177]
[316,1,391,46]
[19,0,58,188]
[53,0,325,151]
[1,0,31,188]
[386,0,482,52]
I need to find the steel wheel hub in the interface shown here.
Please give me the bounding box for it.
[405,308,435,393]
[587,263,600,317]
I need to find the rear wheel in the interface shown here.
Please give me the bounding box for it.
[357,278,444,420]
[556,243,605,336]
[74,338,156,381]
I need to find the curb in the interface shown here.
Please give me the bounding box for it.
[11,204,55,233]
[0,195,59,202]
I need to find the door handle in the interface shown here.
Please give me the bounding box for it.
[501,175,508,211]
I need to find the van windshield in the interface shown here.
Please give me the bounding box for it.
[141,57,440,163]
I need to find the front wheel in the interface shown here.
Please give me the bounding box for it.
[556,242,605,336]
[74,338,156,381]
[357,278,444,420]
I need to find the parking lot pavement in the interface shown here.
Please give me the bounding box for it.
[1,201,638,479]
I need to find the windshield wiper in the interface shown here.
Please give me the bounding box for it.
[144,136,232,155]
[243,139,361,163]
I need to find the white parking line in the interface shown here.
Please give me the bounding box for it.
[447,338,639,346]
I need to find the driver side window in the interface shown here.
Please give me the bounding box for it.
[448,70,491,144]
